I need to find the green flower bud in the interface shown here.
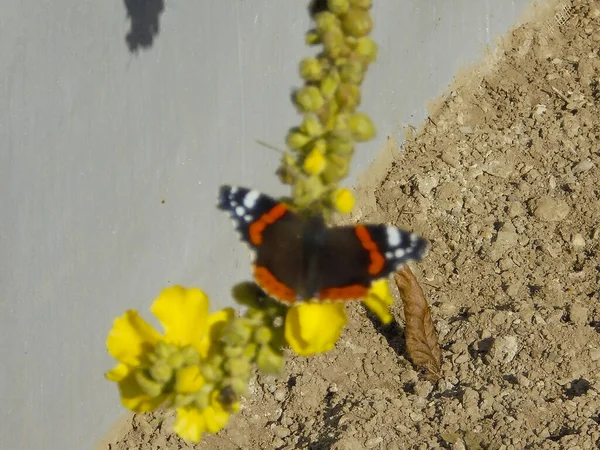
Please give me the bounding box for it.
[150,361,173,383]
[320,72,340,100]
[254,326,273,345]
[315,11,340,34]
[300,57,323,82]
[342,8,373,37]
[135,370,164,397]
[322,28,346,59]
[333,113,351,132]
[286,130,311,151]
[300,114,324,137]
[243,342,258,359]
[167,352,184,370]
[305,30,321,45]
[232,282,263,309]
[223,377,249,397]
[225,358,251,378]
[222,319,252,347]
[349,0,372,9]
[256,345,284,374]
[194,385,214,410]
[327,131,355,156]
[335,83,361,110]
[295,86,325,112]
[321,154,350,184]
[328,0,350,15]
[180,346,200,366]
[201,363,222,383]
[349,112,376,141]
[172,393,194,407]
[223,345,244,359]
[339,61,364,84]
[355,37,377,63]
[154,341,174,359]
[293,176,326,208]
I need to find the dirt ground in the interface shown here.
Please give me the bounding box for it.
[101,1,600,448]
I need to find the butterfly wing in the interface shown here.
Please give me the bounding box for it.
[314,224,428,301]
[217,185,306,303]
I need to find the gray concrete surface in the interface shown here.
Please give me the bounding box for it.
[0,1,532,449]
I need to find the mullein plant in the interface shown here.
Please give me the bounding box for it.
[106,0,389,443]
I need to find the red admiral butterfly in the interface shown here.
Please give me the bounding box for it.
[217,185,428,304]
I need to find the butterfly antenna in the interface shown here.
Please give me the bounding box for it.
[254,139,287,154]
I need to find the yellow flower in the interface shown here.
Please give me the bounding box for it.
[105,286,234,412]
[284,302,348,356]
[173,392,232,443]
[284,280,394,356]
[303,148,327,175]
[362,279,394,324]
[332,188,355,213]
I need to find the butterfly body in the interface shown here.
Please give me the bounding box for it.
[217,185,428,304]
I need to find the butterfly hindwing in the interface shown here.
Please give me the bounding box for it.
[314,224,428,300]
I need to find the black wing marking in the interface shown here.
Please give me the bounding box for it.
[217,185,280,249]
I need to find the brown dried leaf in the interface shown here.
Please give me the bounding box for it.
[394,267,442,380]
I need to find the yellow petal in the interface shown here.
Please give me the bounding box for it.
[106,310,160,366]
[362,279,394,325]
[105,363,130,382]
[285,302,348,356]
[204,404,230,434]
[332,188,355,214]
[174,406,207,443]
[118,371,166,413]
[175,365,205,394]
[303,148,327,175]
[151,286,209,349]
[197,308,235,357]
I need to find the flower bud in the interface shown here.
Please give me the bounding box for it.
[328,0,350,15]
[355,37,377,63]
[335,83,361,110]
[295,86,325,112]
[342,8,373,37]
[349,112,376,141]
[300,57,323,82]
[300,114,324,137]
[150,361,173,383]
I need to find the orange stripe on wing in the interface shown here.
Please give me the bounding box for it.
[318,285,369,301]
[253,265,297,304]
[354,225,385,275]
[248,204,288,246]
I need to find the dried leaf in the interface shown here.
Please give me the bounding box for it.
[394,267,442,380]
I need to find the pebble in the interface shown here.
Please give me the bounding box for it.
[416,175,439,197]
[532,196,570,221]
[571,233,585,250]
[572,158,595,174]
[569,304,588,326]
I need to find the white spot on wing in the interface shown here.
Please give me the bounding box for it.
[386,227,401,246]
[243,190,260,208]
[394,248,405,258]
[385,251,393,259]
[235,206,245,216]
[231,201,238,207]
[244,215,252,222]
[230,186,238,194]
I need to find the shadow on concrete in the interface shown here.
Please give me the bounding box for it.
[124,0,165,53]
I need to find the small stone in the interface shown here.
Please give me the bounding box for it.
[571,233,585,250]
[441,149,461,168]
[365,437,384,448]
[274,425,291,438]
[490,335,519,364]
[459,126,473,134]
[414,380,434,398]
[590,349,600,362]
[569,304,588,326]
[531,196,570,222]
[572,159,595,174]
[417,175,439,197]
[489,231,519,261]
[482,159,513,178]
[274,388,287,402]
[507,201,526,218]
